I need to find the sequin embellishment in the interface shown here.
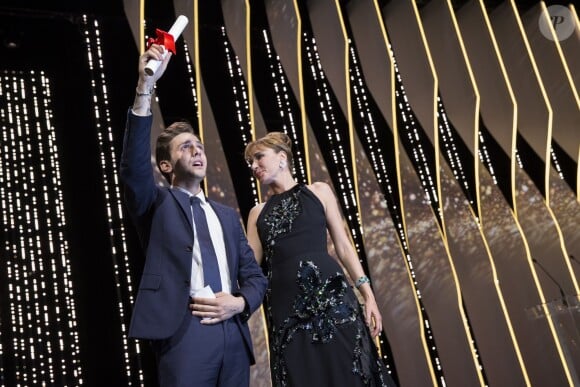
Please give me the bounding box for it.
[258,185,390,387]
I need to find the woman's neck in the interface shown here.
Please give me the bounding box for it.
[270,174,297,194]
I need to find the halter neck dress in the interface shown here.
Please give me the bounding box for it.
[256,184,395,387]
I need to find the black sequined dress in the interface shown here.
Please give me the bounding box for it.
[256,184,395,387]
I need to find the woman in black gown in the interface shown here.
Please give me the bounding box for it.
[245,132,396,387]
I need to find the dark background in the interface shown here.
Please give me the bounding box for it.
[0,1,151,385]
[0,0,574,386]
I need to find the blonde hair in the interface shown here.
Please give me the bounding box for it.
[244,132,294,170]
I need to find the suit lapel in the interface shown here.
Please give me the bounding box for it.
[169,188,193,230]
[171,191,237,286]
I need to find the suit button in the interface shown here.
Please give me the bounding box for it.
[186,246,193,252]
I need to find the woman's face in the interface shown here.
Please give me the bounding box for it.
[248,145,285,185]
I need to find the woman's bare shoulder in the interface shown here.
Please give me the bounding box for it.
[307,181,333,196]
[249,201,266,214]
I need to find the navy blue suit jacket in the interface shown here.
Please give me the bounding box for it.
[119,111,267,364]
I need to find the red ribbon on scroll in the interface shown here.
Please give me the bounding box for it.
[147,29,177,55]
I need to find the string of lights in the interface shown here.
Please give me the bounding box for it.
[393,57,487,385]
[219,25,258,209]
[437,95,477,214]
[302,30,366,261]
[80,15,143,385]
[259,29,308,186]
[0,70,83,385]
[348,38,440,381]
[181,40,199,118]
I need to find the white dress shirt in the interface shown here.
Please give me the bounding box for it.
[177,188,231,296]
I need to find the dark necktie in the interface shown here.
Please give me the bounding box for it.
[190,196,222,292]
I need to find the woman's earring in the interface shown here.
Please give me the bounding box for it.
[279,160,286,169]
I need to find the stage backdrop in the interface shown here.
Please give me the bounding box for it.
[0,0,578,386]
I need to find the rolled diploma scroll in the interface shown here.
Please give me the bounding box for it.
[144,15,189,76]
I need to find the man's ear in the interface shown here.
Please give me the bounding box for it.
[159,160,172,174]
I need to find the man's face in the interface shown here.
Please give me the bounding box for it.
[168,133,207,181]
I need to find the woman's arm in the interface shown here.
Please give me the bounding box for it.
[246,203,265,265]
[309,181,383,337]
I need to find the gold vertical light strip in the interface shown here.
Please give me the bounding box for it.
[411,1,488,384]
[410,0,487,386]
[477,1,574,383]
[374,0,464,386]
[140,0,145,54]
[334,0,375,354]
[480,237,532,385]
[244,0,270,363]
[510,2,553,204]
[366,2,447,382]
[356,3,438,377]
[372,0,408,250]
[245,0,262,201]
[293,0,311,183]
[382,2,481,382]
[444,0,482,221]
[193,0,210,193]
[245,0,254,134]
[536,4,552,205]
[445,1,531,384]
[437,238,485,386]
[332,0,362,246]
[571,4,580,200]
[415,3,529,384]
[476,0,519,217]
[540,2,580,202]
[540,4,580,109]
[409,0,445,237]
[573,4,580,25]
[510,0,580,386]
[544,207,580,294]
[194,0,203,142]
[333,0,352,180]
[512,0,580,294]
[513,218,575,386]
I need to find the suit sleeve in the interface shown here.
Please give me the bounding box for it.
[119,110,157,218]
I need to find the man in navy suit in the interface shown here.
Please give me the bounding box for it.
[120,43,268,387]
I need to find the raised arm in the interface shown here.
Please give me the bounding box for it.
[120,44,172,218]
[132,44,172,116]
